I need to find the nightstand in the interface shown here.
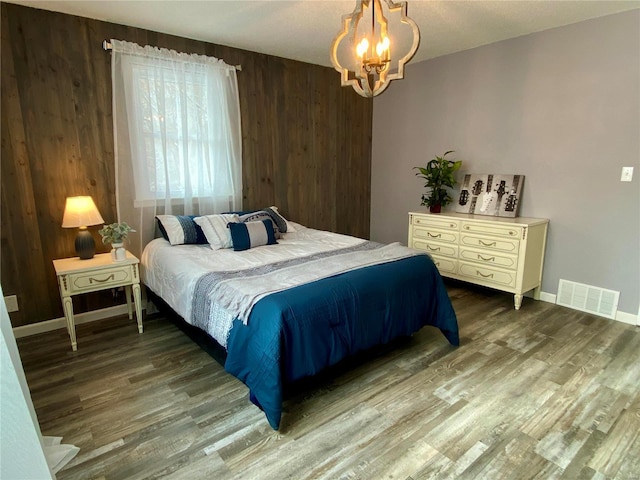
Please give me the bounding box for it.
[53,251,143,351]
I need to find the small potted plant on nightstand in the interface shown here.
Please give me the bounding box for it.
[414,150,462,213]
[98,222,135,262]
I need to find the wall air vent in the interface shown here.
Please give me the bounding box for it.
[556,279,619,320]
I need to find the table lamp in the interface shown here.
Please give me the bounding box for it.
[62,196,105,259]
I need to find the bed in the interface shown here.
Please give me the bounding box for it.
[141,214,459,430]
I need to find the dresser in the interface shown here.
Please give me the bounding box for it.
[408,212,549,309]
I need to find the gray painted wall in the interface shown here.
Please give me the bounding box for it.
[371,11,639,315]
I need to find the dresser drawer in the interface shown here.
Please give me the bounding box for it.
[411,215,460,231]
[461,221,522,239]
[412,226,458,244]
[460,233,519,254]
[69,265,133,294]
[458,262,516,288]
[459,247,518,270]
[412,239,458,258]
[430,256,457,274]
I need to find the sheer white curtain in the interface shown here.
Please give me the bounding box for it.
[111,39,242,256]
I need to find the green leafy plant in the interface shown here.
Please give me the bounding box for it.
[414,150,462,212]
[98,222,135,245]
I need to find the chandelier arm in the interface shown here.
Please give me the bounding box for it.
[384,0,420,81]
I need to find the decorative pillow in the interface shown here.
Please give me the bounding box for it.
[268,206,296,233]
[237,210,270,223]
[156,215,208,245]
[228,219,278,251]
[237,207,295,237]
[222,210,259,216]
[193,214,240,250]
[238,210,282,238]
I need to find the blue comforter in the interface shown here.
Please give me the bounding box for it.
[223,253,458,430]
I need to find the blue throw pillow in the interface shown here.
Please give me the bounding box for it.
[156,215,208,245]
[228,219,278,251]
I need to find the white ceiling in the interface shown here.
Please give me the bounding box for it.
[6,0,640,67]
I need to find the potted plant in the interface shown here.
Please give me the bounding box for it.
[98,222,135,261]
[414,150,462,213]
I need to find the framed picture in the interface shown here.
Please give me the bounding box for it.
[456,174,524,217]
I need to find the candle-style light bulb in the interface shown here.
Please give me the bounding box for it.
[381,36,390,60]
[357,37,369,58]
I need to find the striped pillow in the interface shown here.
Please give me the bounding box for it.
[156,215,208,245]
[237,207,293,238]
[237,211,280,238]
[193,214,240,250]
[227,219,278,251]
[268,206,296,233]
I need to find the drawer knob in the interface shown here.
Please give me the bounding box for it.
[479,240,497,247]
[428,245,441,252]
[476,270,494,279]
[478,254,495,262]
[89,274,115,284]
[427,232,441,238]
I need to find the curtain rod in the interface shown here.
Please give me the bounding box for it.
[102,40,242,71]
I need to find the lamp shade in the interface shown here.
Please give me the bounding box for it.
[61,196,104,228]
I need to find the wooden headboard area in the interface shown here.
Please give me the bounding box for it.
[1,3,373,327]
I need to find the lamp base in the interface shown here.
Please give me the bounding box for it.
[75,228,96,259]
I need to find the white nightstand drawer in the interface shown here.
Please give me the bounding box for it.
[458,262,516,288]
[460,233,519,254]
[412,227,459,244]
[70,266,132,293]
[459,247,518,270]
[412,239,458,258]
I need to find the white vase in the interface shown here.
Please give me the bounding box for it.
[111,242,126,262]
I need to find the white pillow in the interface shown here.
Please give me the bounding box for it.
[193,214,239,250]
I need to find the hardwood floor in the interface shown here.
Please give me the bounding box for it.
[17,281,640,479]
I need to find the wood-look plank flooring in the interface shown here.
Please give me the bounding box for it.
[17,281,640,479]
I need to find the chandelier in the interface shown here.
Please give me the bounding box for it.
[330,0,420,97]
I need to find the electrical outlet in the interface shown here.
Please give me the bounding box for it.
[4,295,18,312]
[621,166,634,182]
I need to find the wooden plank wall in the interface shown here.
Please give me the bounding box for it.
[1,3,373,327]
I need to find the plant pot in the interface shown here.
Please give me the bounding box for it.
[110,242,126,262]
[429,204,442,213]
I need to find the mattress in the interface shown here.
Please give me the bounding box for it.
[141,223,459,429]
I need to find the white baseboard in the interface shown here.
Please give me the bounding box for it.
[12,304,146,339]
[538,291,557,304]
[615,310,639,326]
[538,290,638,326]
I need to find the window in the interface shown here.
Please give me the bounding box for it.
[111,39,242,255]
[129,64,237,203]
